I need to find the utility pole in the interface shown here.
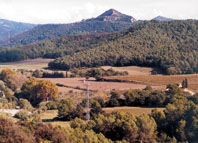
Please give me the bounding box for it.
[86,82,90,122]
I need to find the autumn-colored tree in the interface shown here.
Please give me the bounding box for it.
[21,77,58,106]
[0,68,27,91]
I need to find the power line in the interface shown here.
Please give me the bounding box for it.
[86,82,90,122]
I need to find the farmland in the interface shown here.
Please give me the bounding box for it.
[0,58,53,71]
[43,77,165,94]
[105,74,198,91]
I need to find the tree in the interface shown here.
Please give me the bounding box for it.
[0,81,13,101]
[136,114,157,143]
[58,98,75,120]
[107,91,121,107]
[182,79,188,88]
[0,68,26,91]
[21,78,58,106]
[124,90,139,106]
[166,84,182,95]
[0,68,16,90]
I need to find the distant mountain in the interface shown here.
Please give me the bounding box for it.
[0,19,35,40]
[152,16,174,21]
[0,9,136,48]
[86,9,136,23]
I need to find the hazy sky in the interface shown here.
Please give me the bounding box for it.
[0,0,197,24]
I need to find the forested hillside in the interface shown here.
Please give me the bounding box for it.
[49,20,198,74]
[0,9,136,48]
[0,20,197,75]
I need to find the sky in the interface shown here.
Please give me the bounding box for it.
[0,0,197,24]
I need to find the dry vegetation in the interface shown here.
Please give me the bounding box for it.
[0,58,53,71]
[103,107,165,116]
[39,110,70,128]
[101,66,162,75]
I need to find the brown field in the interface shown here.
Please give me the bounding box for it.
[0,58,53,71]
[43,78,165,94]
[105,74,198,90]
[101,66,162,75]
[103,107,165,116]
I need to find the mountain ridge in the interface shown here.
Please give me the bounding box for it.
[0,18,35,40]
[0,9,136,48]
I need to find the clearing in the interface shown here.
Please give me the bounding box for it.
[0,58,53,71]
[101,66,163,75]
[39,110,70,128]
[103,107,165,116]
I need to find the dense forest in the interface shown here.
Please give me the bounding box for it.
[49,20,198,74]
[0,20,198,74]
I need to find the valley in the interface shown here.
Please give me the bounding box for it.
[0,6,197,143]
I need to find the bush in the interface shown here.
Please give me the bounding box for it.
[38,102,48,112]
[14,110,30,121]
[0,116,35,143]
[46,101,58,110]
[34,123,69,143]
[32,69,43,78]
[19,98,33,111]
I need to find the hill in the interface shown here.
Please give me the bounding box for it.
[48,20,198,75]
[152,16,174,21]
[0,19,35,40]
[0,20,197,75]
[0,9,136,48]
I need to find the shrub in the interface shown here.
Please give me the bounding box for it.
[14,110,30,121]
[0,116,35,143]
[46,101,58,110]
[34,123,69,143]
[19,98,33,111]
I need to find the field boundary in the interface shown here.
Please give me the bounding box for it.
[56,83,97,92]
[100,77,162,86]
